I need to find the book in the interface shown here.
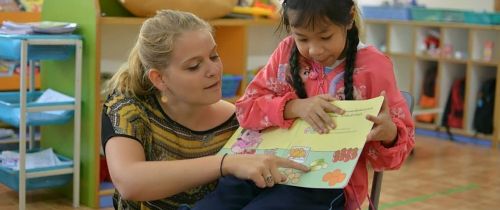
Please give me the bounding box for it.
[218,96,384,188]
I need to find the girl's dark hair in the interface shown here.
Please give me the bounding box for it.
[280,0,361,100]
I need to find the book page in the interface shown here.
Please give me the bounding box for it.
[219,96,384,188]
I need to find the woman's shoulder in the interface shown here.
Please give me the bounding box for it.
[103,91,154,116]
[212,100,237,124]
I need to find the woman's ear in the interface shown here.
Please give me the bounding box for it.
[148,68,166,90]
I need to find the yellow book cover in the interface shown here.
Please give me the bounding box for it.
[218,96,384,188]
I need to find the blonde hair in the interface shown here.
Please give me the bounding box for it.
[104,10,212,97]
[353,3,364,35]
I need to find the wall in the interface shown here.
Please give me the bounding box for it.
[357,0,495,12]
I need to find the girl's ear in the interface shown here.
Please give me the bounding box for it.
[148,68,166,90]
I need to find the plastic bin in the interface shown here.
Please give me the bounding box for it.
[362,6,411,20]
[0,91,74,127]
[222,74,243,98]
[465,12,493,25]
[0,34,80,61]
[441,9,466,22]
[411,8,466,23]
[491,13,500,25]
[0,151,73,191]
[411,8,442,22]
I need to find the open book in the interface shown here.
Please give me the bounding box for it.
[218,96,384,189]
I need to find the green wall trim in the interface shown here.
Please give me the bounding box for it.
[41,0,99,207]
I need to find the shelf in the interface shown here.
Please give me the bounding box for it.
[414,122,494,141]
[413,106,442,115]
[0,34,83,209]
[100,16,278,26]
[440,58,468,64]
[415,54,440,61]
[0,12,41,22]
[388,52,414,57]
[0,74,41,91]
[470,60,499,66]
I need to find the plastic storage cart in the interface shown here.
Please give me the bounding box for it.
[0,34,82,210]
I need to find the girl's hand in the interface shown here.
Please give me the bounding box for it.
[365,92,398,146]
[222,154,310,188]
[285,94,345,134]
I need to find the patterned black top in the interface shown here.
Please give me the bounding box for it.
[101,91,239,210]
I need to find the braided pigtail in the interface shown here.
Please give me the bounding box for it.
[343,22,359,100]
[289,45,308,98]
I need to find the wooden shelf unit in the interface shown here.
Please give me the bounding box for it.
[363,20,500,148]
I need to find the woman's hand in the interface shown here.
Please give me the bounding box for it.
[221,154,310,188]
[285,94,345,134]
[365,92,398,147]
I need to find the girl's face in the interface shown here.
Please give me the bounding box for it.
[288,11,350,67]
[163,29,223,105]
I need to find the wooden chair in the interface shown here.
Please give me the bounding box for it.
[369,91,414,210]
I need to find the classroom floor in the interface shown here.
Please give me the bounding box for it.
[0,135,499,210]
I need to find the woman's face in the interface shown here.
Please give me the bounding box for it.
[288,10,349,67]
[163,29,223,105]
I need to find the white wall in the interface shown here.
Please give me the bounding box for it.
[357,0,495,12]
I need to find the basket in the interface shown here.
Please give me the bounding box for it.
[222,74,243,98]
[0,151,73,191]
[362,6,411,20]
[0,91,74,127]
[0,34,79,61]
[119,0,238,20]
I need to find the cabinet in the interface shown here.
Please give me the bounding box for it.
[0,12,41,91]
[362,20,500,148]
[40,0,282,207]
[0,34,82,209]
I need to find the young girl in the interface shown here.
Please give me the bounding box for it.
[193,0,415,209]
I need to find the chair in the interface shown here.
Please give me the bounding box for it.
[369,91,414,210]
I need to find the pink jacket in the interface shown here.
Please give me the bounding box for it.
[235,36,415,210]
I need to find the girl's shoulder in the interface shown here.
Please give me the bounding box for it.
[356,46,393,70]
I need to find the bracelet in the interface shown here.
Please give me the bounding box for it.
[220,153,228,177]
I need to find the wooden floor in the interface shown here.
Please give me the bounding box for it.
[0,135,499,210]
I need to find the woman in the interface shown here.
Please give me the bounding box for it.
[101,10,309,210]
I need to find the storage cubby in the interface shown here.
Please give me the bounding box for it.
[415,27,441,57]
[471,29,500,63]
[391,56,413,92]
[389,24,413,55]
[442,28,469,60]
[413,60,439,114]
[365,19,500,147]
[466,65,497,132]
[439,62,467,125]
[365,23,388,52]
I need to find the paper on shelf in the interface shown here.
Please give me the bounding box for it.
[35,88,74,115]
[0,148,72,171]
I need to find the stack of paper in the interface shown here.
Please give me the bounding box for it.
[0,21,77,35]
